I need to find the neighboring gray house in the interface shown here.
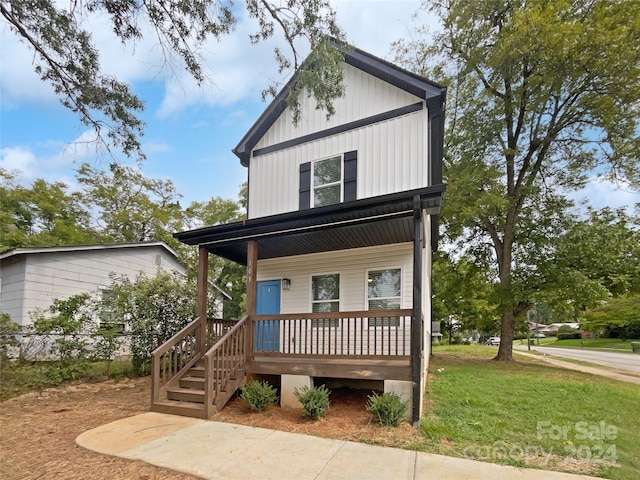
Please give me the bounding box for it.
[0,242,185,328]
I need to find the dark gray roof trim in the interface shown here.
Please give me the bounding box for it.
[253,101,424,158]
[233,46,447,167]
[174,185,446,264]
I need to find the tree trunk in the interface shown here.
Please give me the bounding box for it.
[494,309,516,361]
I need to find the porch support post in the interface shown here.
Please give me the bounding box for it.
[245,241,258,361]
[411,195,423,428]
[197,246,208,353]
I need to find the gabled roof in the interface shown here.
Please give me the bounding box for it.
[233,44,447,167]
[0,241,180,262]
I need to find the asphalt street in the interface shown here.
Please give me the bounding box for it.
[515,345,640,374]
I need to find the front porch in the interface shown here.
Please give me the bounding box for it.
[152,187,444,424]
[150,308,416,419]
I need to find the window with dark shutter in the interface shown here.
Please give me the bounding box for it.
[299,150,358,210]
[299,162,311,210]
[343,150,357,202]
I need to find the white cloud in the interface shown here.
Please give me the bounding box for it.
[0,130,107,186]
[569,178,640,213]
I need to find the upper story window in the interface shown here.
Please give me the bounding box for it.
[312,156,342,207]
[367,268,401,327]
[299,151,356,210]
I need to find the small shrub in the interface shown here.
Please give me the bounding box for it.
[240,380,277,412]
[294,384,331,420]
[366,392,408,427]
[557,332,581,340]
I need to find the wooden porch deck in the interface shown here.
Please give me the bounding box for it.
[150,309,416,418]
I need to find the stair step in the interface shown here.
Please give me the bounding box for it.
[167,387,205,403]
[189,366,205,378]
[179,376,205,389]
[151,400,206,418]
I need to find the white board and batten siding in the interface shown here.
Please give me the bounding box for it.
[256,243,418,356]
[0,244,184,327]
[248,63,430,219]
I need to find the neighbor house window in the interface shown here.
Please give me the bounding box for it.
[311,273,340,327]
[99,289,125,334]
[312,156,342,207]
[367,269,401,327]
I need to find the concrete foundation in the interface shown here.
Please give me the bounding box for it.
[383,379,413,423]
[280,374,312,410]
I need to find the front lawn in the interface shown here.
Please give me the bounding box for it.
[419,346,640,480]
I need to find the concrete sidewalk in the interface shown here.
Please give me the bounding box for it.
[77,412,600,480]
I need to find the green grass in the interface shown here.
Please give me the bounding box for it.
[0,359,135,401]
[512,337,637,352]
[541,338,636,352]
[417,346,640,480]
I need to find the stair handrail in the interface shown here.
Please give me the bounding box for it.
[151,316,206,406]
[202,315,248,417]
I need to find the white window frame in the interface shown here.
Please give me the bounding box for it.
[310,272,341,327]
[311,154,343,208]
[366,267,402,328]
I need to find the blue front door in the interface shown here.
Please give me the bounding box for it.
[255,280,281,351]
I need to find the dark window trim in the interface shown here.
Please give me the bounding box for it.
[253,102,424,158]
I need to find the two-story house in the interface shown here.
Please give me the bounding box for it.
[151,45,446,427]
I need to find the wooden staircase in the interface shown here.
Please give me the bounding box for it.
[150,316,248,419]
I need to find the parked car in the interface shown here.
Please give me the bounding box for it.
[533,333,546,338]
[487,336,501,346]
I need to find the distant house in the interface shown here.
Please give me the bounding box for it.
[0,242,185,328]
[540,323,581,335]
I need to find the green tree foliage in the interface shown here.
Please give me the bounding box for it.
[101,271,200,374]
[432,252,498,336]
[33,294,94,381]
[0,313,20,360]
[1,0,345,161]
[77,162,184,245]
[583,294,640,340]
[395,0,640,360]
[0,168,99,249]
[537,207,640,320]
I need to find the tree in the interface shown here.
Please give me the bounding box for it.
[583,294,640,340]
[103,271,207,374]
[76,162,184,245]
[1,0,345,162]
[0,168,99,249]
[536,206,640,321]
[432,252,498,337]
[395,0,640,360]
[33,294,95,381]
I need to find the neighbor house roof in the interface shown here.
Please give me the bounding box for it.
[0,241,180,262]
[232,43,447,167]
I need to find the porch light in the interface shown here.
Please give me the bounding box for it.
[282,278,291,290]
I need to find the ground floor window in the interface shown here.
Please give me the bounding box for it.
[311,273,340,327]
[367,268,401,327]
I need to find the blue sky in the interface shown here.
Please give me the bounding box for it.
[1,0,639,212]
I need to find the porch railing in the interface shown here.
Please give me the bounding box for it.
[151,316,240,406]
[151,316,204,405]
[250,309,413,358]
[203,316,248,416]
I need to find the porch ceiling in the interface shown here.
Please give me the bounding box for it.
[174,185,445,265]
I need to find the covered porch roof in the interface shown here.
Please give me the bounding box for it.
[174,185,446,265]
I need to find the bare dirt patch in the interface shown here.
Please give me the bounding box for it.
[0,378,420,479]
[0,377,195,480]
